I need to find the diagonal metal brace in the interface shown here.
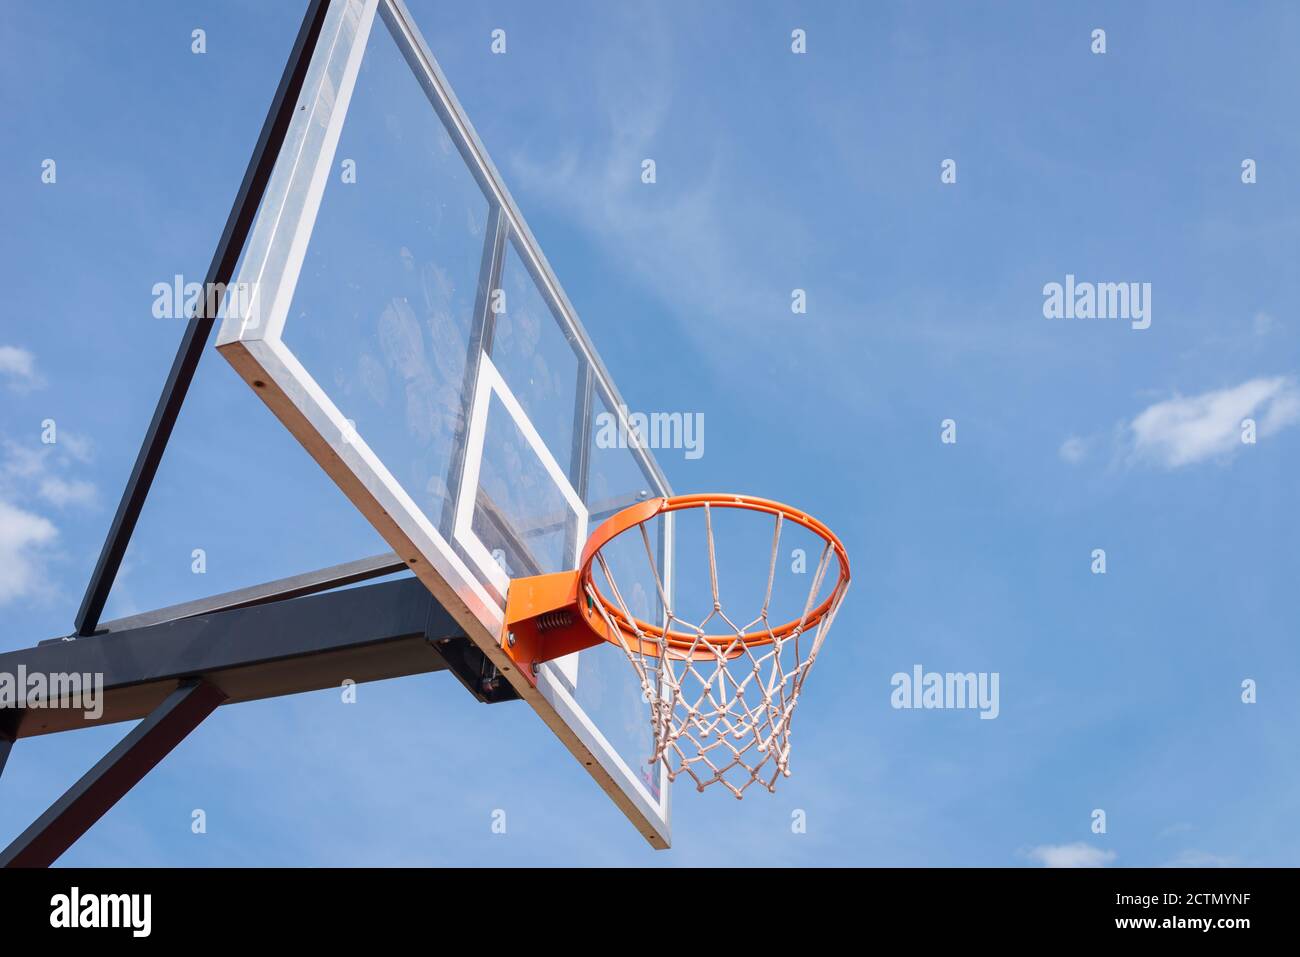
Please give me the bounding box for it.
[0,680,226,868]
[0,712,17,783]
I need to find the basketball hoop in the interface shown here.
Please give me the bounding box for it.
[500,494,851,798]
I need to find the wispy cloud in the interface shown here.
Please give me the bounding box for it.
[0,409,98,605]
[1059,435,1089,464]
[38,475,97,508]
[1128,376,1300,468]
[501,12,826,378]
[57,431,95,463]
[0,499,57,604]
[0,345,44,392]
[1162,850,1237,868]
[1025,842,1116,868]
[508,93,765,332]
[1252,312,1277,337]
[2,438,98,509]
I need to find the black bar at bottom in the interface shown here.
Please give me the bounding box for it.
[0,865,1280,938]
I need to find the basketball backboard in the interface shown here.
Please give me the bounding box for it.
[216,0,672,846]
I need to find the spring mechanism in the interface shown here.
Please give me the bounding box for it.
[537,610,575,631]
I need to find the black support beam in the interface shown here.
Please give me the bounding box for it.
[1,576,517,866]
[8,577,502,740]
[0,681,226,868]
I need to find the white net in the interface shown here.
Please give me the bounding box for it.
[586,501,850,798]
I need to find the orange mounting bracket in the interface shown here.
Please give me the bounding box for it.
[499,570,607,685]
[499,497,667,684]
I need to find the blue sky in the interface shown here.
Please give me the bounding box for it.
[2,0,1299,866]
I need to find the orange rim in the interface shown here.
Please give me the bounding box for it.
[578,494,851,654]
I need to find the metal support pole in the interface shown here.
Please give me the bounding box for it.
[85,551,406,637]
[8,576,514,741]
[0,716,15,783]
[0,576,513,864]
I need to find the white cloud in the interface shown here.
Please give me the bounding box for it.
[1059,435,1088,464]
[2,438,98,509]
[1129,376,1300,468]
[0,433,97,606]
[59,431,95,463]
[0,499,57,604]
[38,476,97,508]
[1026,842,1116,868]
[0,345,44,391]
[2,441,46,479]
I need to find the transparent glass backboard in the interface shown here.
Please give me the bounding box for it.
[217,0,671,845]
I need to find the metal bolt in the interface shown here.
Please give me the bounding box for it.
[507,631,516,647]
